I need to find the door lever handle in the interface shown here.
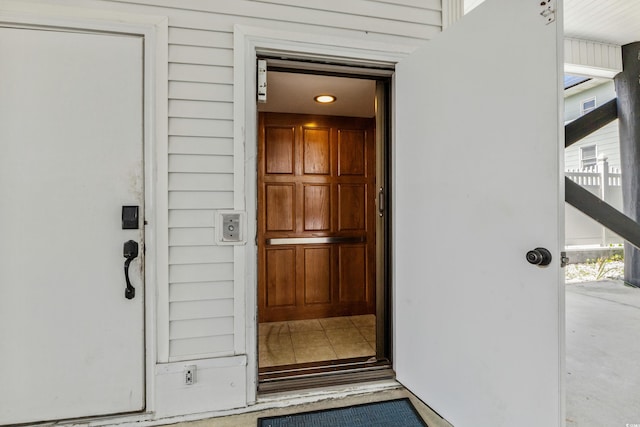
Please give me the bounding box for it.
[123,240,139,300]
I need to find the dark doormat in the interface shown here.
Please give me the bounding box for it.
[257,397,428,427]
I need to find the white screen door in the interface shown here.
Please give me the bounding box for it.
[394,0,563,425]
[0,27,145,424]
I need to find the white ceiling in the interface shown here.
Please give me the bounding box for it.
[260,2,640,117]
[564,0,640,46]
[258,71,376,118]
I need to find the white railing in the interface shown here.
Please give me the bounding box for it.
[565,158,624,247]
[565,159,621,197]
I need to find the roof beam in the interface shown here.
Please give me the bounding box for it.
[564,38,622,78]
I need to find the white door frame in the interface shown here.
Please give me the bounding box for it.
[234,24,419,403]
[0,1,169,415]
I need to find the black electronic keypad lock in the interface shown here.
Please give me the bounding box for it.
[122,205,139,229]
[123,240,139,299]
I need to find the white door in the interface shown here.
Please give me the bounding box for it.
[395,0,563,425]
[0,27,145,424]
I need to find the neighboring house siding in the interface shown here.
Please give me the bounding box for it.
[564,80,616,123]
[564,80,619,171]
[49,0,442,361]
[564,121,620,171]
[564,80,622,247]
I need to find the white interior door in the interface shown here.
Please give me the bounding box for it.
[394,0,563,425]
[0,27,145,424]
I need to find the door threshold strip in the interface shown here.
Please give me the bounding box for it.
[259,358,394,394]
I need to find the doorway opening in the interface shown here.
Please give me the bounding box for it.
[255,59,393,391]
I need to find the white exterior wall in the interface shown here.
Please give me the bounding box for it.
[124,0,440,364]
[40,0,441,362]
[5,0,443,421]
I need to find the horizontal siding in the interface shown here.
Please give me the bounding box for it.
[169,63,232,84]
[372,0,441,8]
[168,210,217,228]
[169,191,234,210]
[169,100,233,120]
[170,281,234,301]
[564,80,615,122]
[169,262,235,283]
[169,82,233,102]
[111,0,441,39]
[170,317,234,340]
[169,118,233,137]
[169,227,215,246]
[169,137,234,155]
[168,28,234,48]
[170,299,235,321]
[565,121,620,171]
[564,82,619,172]
[254,0,441,22]
[169,173,233,191]
[169,155,234,173]
[62,0,442,360]
[169,335,234,359]
[170,246,234,265]
[169,45,233,66]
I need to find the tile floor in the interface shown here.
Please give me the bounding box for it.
[259,314,376,368]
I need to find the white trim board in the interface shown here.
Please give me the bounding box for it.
[232,24,421,405]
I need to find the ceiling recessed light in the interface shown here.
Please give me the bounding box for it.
[314,95,336,104]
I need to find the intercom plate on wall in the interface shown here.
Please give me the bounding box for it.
[214,210,247,245]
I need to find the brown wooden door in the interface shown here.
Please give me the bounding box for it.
[258,113,376,322]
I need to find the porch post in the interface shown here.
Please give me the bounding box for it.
[614,42,640,287]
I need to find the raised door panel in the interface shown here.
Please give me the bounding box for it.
[338,245,368,303]
[338,129,366,176]
[265,126,295,174]
[265,247,296,307]
[303,247,332,304]
[338,184,366,231]
[265,184,295,232]
[303,127,331,175]
[304,184,331,231]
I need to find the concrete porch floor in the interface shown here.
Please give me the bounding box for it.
[566,279,640,426]
[169,279,640,427]
[170,386,452,427]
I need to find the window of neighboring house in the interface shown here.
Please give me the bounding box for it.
[581,97,596,115]
[580,145,597,169]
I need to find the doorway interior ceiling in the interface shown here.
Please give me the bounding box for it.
[257,71,376,118]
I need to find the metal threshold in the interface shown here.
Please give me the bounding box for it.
[258,358,394,394]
